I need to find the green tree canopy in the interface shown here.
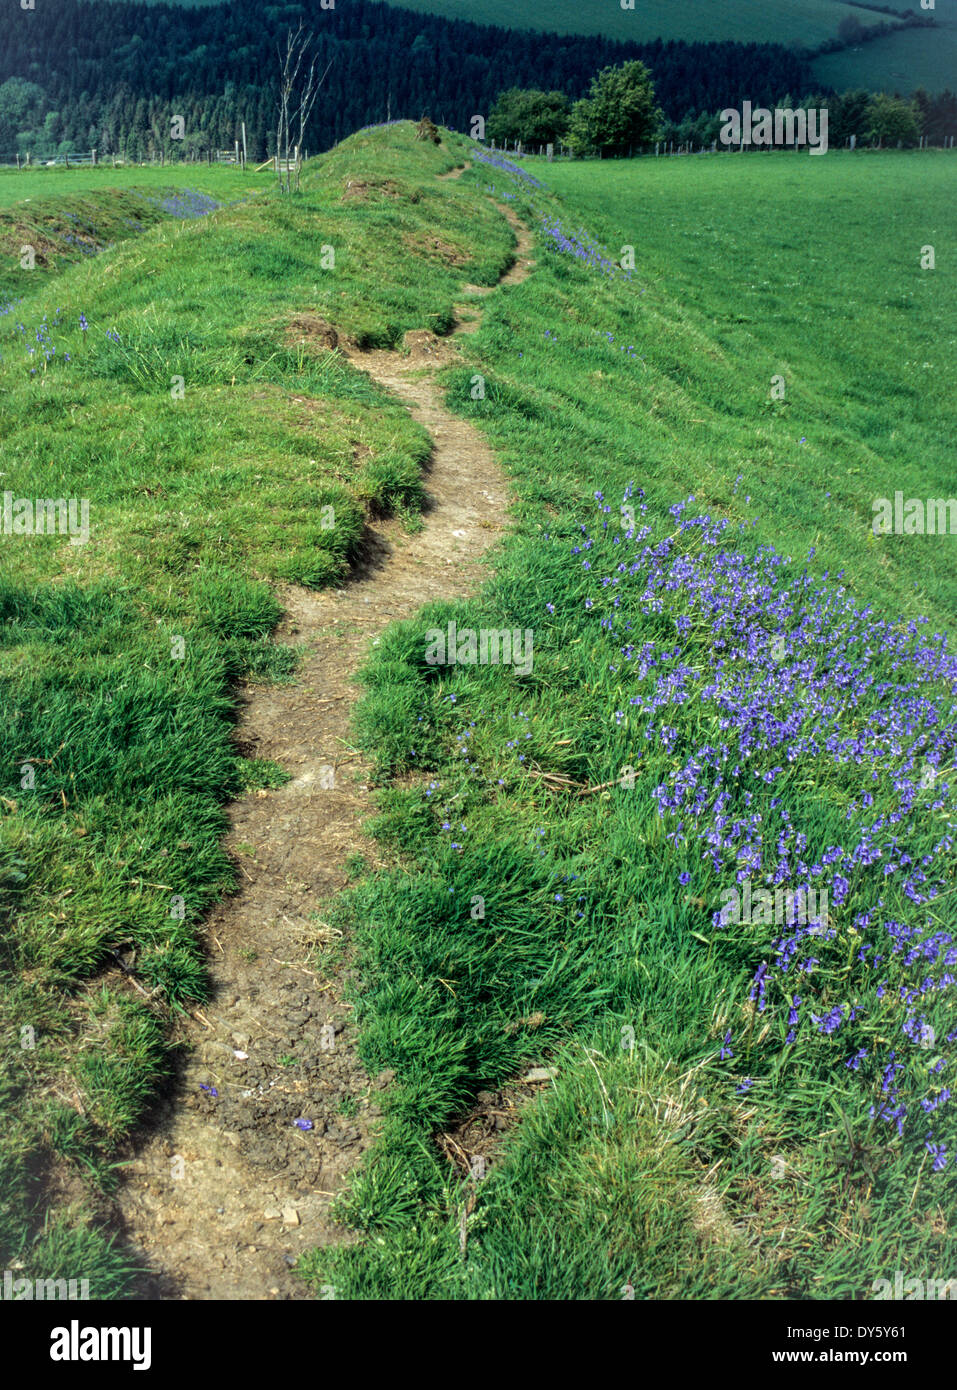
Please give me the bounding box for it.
[487,88,570,147]
[567,60,660,157]
[0,77,47,150]
[866,93,922,147]
[829,88,871,143]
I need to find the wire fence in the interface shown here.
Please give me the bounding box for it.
[0,150,262,169]
[0,133,954,171]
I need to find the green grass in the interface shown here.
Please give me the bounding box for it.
[527,148,956,624]
[110,0,913,50]
[0,122,514,1294]
[213,0,899,47]
[0,184,242,300]
[0,170,270,302]
[0,163,257,210]
[6,119,955,1302]
[300,142,957,1300]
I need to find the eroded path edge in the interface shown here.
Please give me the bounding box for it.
[114,198,534,1300]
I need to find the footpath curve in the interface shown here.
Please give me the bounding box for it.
[115,193,534,1300]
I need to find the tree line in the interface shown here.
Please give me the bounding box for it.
[0,0,816,160]
[657,88,957,151]
[490,73,957,155]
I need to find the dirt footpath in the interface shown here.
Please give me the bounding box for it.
[114,199,534,1300]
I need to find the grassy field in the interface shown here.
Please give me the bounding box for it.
[0,164,257,210]
[0,125,513,1294]
[532,148,956,626]
[297,141,957,1299]
[812,17,957,94]
[133,0,894,47]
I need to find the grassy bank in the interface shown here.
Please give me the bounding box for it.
[0,123,513,1294]
[0,179,264,300]
[301,144,957,1298]
[0,164,255,211]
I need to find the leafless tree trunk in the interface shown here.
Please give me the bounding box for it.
[276,22,333,194]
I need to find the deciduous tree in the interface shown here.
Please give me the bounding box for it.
[487,89,570,147]
[567,61,660,158]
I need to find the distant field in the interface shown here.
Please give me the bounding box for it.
[106,0,948,94]
[107,0,895,45]
[0,164,262,211]
[812,17,957,93]
[353,0,893,47]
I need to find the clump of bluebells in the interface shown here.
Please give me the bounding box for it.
[470,146,544,189]
[2,309,115,374]
[11,310,70,370]
[575,487,957,1169]
[61,232,100,256]
[457,150,637,283]
[594,328,644,360]
[373,478,956,1172]
[146,188,220,219]
[540,215,632,279]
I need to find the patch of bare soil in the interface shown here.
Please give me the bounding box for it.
[341,178,403,201]
[114,188,534,1301]
[286,314,339,351]
[402,230,469,265]
[437,1072,550,1182]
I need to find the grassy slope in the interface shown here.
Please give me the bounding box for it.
[0,165,254,211]
[0,124,513,1293]
[812,17,957,94]
[535,150,956,624]
[383,0,951,95]
[129,0,893,46]
[0,183,251,300]
[299,144,957,1299]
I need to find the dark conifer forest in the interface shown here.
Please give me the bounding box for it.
[0,0,818,158]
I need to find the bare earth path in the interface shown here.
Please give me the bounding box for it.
[115,198,534,1300]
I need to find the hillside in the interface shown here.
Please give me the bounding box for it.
[0,125,514,1295]
[812,14,957,93]
[377,0,898,47]
[0,0,815,161]
[4,123,954,1302]
[381,0,955,94]
[296,132,957,1301]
